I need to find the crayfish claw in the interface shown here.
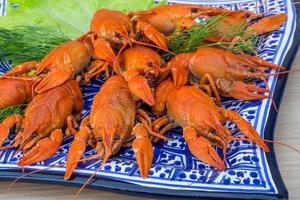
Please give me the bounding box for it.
[127,75,155,106]
[247,13,287,36]
[0,124,10,147]
[152,80,175,116]
[135,20,169,51]
[64,126,90,180]
[171,64,189,88]
[132,124,153,178]
[4,61,38,76]
[0,114,23,147]
[183,127,225,171]
[35,68,73,94]
[217,79,268,101]
[18,129,63,167]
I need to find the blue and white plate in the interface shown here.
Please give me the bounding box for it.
[0,1,299,199]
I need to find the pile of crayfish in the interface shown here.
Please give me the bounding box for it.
[0,3,287,186]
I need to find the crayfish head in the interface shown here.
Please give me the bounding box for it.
[172,5,209,19]
[92,108,125,158]
[144,61,165,87]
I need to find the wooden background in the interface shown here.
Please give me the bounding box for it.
[0,51,299,200]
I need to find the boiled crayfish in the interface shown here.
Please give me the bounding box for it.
[64,76,166,180]
[78,8,169,78]
[128,4,233,35]
[152,80,269,170]
[0,76,34,109]
[117,45,167,105]
[128,4,287,41]
[3,40,91,94]
[0,80,83,166]
[167,47,283,101]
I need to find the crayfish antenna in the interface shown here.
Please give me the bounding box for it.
[261,78,279,113]
[132,39,176,55]
[231,137,300,155]
[0,144,17,151]
[112,40,129,75]
[7,155,99,192]
[74,154,110,199]
[268,68,300,76]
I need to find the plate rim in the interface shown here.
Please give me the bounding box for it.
[0,1,300,199]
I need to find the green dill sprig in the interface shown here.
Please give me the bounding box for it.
[167,15,258,55]
[199,35,258,54]
[0,105,25,123]
[168,15,225,54]
[0,26,70,65]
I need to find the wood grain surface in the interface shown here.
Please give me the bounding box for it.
[0,50,299,200]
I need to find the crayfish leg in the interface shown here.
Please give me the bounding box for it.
[66,115,79,136]
[18,129,63,167]
[221,108,269,152]
[85,60,111,82]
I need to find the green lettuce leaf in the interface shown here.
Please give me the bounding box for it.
[0,0,166,39]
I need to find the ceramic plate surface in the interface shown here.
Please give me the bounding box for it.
[0,0,299,199]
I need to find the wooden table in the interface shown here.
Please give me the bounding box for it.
[0,51,299,200]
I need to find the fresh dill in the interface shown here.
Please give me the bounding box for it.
[168,15,224,54]
[0,26,70,65]
[167,15,258,55]
[0,105,25,123]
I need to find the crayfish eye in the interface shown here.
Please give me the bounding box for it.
[32,132,38,138]
[248,67,256,73]
[147,61,154,67]
[114,32,122,39]
[113,135,120,141]
[97,138,103,143]
[42,68,49,74]
[191,8,198,13]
